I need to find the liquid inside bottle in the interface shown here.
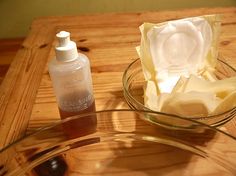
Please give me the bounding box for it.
[59,101,96,118]
[58,91,96,119]
[58,91,97,138]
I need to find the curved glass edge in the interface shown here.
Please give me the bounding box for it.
[1,109,236,154]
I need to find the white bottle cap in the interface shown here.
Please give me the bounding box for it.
[55,31,78,62]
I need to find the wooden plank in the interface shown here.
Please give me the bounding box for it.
[0,22,56,148]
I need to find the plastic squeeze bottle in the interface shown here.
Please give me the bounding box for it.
[48,31,96,119]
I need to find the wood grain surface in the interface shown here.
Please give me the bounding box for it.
[0,7,236,149]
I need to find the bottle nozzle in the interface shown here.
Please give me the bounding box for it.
[56,31,70,47]
[55,31,78,62]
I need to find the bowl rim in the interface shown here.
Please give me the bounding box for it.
[1,109,236,154]
[122,57,236,121]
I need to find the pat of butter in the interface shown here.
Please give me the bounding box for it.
[147,74,236,117]
[144,80,159,111]
[213,91,236,114]
[144,80,171,111]
[175,75,236,99]
[169,74,236,116]
[160,91,221,117]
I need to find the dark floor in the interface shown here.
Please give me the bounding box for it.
[0,38,24,84]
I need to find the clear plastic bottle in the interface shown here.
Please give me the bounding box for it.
[48,31,96,119]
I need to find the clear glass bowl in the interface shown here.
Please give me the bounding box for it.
[0,110,236,175]
[123,58,236,127]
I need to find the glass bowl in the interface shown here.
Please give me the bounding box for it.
[122,58,236,127]
[0,110,236,176]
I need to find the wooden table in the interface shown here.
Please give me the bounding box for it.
[1,7,236,149]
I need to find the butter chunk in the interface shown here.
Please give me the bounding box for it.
[181,75,236,99]
[200,69,218,82]
[171,76,188,93]
[169,74,236,116]
[213,91,236,114]
[144,81,172,111]
[144,80,159,111]
[160,91,221,117]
